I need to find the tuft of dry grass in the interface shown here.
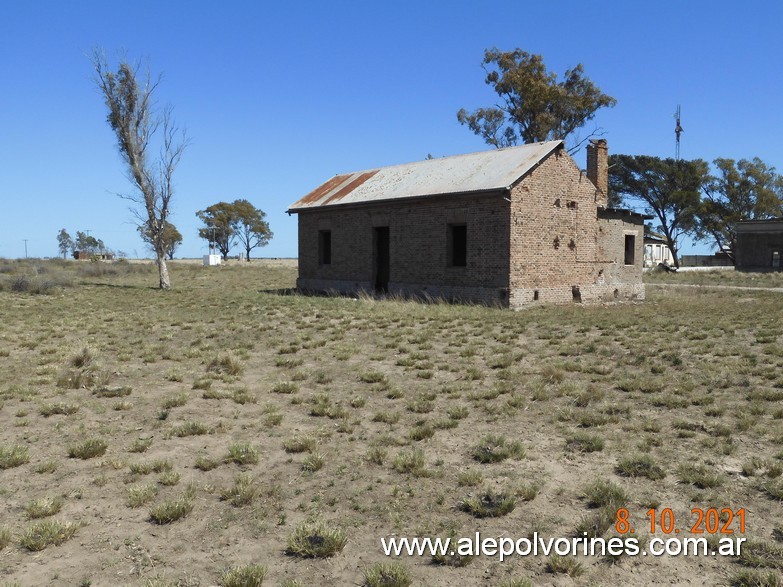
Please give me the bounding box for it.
[195,455,220,471]
[220,474,258,507]
[0,527,12,550]
[128,438,153,453]
[565,431,605,453]
[127,483,158,508]
[283,434,317,454]
[458,490,516,518]
[67,438,108,459]
[170,420,211,437]
[285,519,347,558]
[472,434,525,463]
[362,562,412,587]
[161,392,188,409]
[616,454,666,480]
[38,402,79,417]
[149,487,195,524]
[392,448,428,477]
[219,564,268,587]
[677,464,725,489]
[0,444,30,469]
[19,519,79,551]
[302,451,325,472]
[546,554,585,577]
[25,497,63,519]
[207,352,244,376]
[225,443,259,465]
[129,459,173,475]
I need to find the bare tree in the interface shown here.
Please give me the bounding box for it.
[91,50,187,289]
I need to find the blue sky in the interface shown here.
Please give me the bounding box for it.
[2,1,781,259]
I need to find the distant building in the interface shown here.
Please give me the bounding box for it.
[643,231,674,267]
[736,218,783,271]
[73,251,115,261]
[287,140,648,307]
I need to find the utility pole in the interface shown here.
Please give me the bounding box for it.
[23,239,28,259]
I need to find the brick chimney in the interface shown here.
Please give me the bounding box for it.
[586,139,608,206]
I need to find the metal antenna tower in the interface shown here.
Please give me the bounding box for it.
[674,105,683,160]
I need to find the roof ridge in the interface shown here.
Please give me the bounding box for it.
[329,140,563,177]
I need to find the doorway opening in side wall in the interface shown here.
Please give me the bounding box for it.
[318,230,331,266]
[373,227,390,293]
[447,224,467,267]
[624,234,636,265]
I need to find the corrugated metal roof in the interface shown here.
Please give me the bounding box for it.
[288,141,563,211]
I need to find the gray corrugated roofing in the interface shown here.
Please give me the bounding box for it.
[288,141,563,211]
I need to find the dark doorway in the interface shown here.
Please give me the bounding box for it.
[373,227,390,293]
[447,224,467,267]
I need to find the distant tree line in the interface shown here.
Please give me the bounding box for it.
[56,225,183,261]
[56,197,274,263]
[57,229,112,258]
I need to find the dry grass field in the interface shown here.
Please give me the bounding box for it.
[1,259,782,586]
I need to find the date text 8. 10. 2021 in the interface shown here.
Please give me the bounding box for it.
[614,508,745,535]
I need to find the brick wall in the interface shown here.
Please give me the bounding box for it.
[297,193,511,305]
[736,231,783,270]
[507,148,644,306]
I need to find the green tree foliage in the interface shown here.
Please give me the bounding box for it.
[91,50,187,289]
[457,48,616,151]
[138,221,183,261]
[196,200,272,261]
[196,202,236,261]
[609,155,709,268]
[57,229,74,259]
[74,231,107,255]
[698,158,783,263]
[230,199,273,261]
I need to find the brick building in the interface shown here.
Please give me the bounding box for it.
[736,218,783,271]
[287,140,647,308]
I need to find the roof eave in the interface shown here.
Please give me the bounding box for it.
[597,206,653,221]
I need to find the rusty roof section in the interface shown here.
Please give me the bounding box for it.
[288,141,563,212]
[296,173,353,206]
[321,170,380,205]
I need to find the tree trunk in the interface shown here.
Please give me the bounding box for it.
[246,246,251,261]
[157,253,171,289]
[669,246,680,269]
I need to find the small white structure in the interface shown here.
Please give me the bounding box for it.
[644,232,673,267]
[203,254,222,266]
